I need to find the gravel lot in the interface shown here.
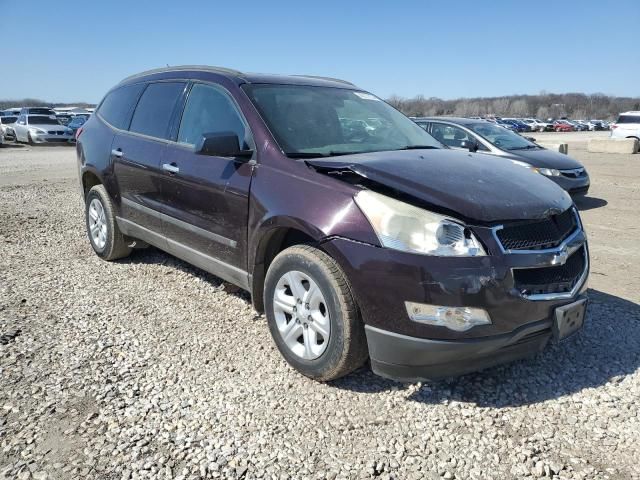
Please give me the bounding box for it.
[1,134,639,480]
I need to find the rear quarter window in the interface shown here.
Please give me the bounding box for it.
[97,83,146,130]
[129,82,186,139]
[616,115,640,124]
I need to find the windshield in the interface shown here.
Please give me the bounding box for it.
[242,84,442,157]
[28,115,61,125]
[469,123,536,151]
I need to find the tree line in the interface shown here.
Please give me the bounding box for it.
[0,99,96,111]
[386,92,640,120]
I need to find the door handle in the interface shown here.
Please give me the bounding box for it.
[162,163,180,174]
[111,149,123,158]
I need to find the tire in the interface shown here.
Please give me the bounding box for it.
[27,133,35,146]
[264,245,368,381]
[85,185,132,261]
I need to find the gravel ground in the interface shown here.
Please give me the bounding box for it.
[0,139,639,480]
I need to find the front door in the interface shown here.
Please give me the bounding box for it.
[158,82,254,276]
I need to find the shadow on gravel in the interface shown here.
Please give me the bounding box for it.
[574,196,608,211]
[118,247,251,302]
[333,289,640,407]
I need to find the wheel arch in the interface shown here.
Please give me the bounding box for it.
[250,218,328,313]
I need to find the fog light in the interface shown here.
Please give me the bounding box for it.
[405,302,491,332]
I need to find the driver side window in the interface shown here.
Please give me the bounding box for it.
[178,83,249,148]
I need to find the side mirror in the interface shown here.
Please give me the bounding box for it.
[196,132,253,159]
[460,140,479,152]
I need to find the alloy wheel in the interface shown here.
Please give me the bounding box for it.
[272,270,331,360]
[88,198,108,250]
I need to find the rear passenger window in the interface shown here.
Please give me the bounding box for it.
[98,84,145,130]
[129,82,186,139]
[617,115,640,124]
[177,83,248,147]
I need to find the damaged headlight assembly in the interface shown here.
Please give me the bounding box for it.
[354,190,486,257]
[354,190,491,331]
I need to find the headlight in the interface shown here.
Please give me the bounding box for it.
[354,190,486,256]
[537,167,561,176]
[28,128,46,134]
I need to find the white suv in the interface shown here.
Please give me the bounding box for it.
[611,112,640,140]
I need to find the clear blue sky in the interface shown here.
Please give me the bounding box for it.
[1,0,638,103]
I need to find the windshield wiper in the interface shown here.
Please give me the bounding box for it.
[395,145,440,150]
[284,152,329,158]
[509,145,539,150]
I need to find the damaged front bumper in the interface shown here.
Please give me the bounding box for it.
[322,225,589,381]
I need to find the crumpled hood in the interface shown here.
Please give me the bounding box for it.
[307,149,572,223]
[507,147,584,170]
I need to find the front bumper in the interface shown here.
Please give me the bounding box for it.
[323,222,589,381]
[31,133,74,144]
[550,173,590,196]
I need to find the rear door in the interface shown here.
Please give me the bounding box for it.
[156,81,254,276]
[112,81,187,236]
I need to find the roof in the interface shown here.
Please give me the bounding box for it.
[117,65,359,90]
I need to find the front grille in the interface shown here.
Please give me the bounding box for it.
[560,168,585,178]
[513,246,586,296]
[496,208,577,251]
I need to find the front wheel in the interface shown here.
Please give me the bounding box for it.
[264,245,368,381]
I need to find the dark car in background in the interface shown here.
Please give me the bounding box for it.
[77,66,589,382]
[67,115,88,137]
[414,117,590,196]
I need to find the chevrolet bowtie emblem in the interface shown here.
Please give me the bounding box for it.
[551,247,569,265]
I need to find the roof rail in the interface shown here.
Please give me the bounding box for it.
[118,65,244,84]
[292,75,355,86]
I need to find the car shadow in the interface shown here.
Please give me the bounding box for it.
[0,142,27,149]
[331,289,640,407]
[574,196,607,211]
[117,246,252,303]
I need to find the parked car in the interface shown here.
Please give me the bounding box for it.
[584,120,604,131]
[610,111,640,140]
[19,107,57,116]
[0,115,18,142]
[552,120,574,132]
[496,119,519,132]
[13,114,74,145]
[66,115,88,136]
[77,66,589,382]
[501,119,530,132]
[414,117,590,196]
[521,118,552,132]
[570,120,589,131]
[56,114,73,126]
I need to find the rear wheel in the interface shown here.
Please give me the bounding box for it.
[264,245,368,381]
[85,185,132,261]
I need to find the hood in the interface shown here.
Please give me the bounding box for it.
[307,149,572,223]
[506,148,584,169]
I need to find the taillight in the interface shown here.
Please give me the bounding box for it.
[611,125,618,129]
[75,127,84,139]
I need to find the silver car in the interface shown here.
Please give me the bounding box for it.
[13,114,74,145]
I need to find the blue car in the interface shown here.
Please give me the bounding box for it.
[501,119,530,132]
[66,115,88,137]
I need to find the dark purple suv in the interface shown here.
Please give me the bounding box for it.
[77,66,589,382]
